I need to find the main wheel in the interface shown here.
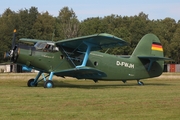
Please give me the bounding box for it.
[44,80,54,88]
[27,79,38,87]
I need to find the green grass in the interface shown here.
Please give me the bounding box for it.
[0,73,180,120]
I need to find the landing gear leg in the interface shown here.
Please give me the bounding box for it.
[44,72,54,88]
[27,71,43,87]
[137,80,144,86]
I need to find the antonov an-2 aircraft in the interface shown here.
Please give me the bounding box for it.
[5,30,170,88]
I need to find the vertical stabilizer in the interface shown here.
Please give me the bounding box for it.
[131,33,167,77]
[131,33,164,57]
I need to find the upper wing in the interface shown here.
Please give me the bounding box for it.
[19,38,53,44]
[55,33,128,51]
[0,62,14,65]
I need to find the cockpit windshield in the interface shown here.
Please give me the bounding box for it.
[34,42,59,52]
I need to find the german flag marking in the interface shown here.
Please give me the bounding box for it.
[151,43,163,51]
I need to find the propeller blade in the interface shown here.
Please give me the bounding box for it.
[4,29,19,62]
[12,29,16,49]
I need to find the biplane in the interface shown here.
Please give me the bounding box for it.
[4,30,170,88]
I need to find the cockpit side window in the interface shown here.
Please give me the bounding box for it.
[34,42,47,50]
[34,42,59,52]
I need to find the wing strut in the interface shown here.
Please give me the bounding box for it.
[76,41,95,68]
[60,46,76,67]
[147,59,155,71]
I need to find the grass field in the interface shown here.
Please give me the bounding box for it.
[0,73,180,120]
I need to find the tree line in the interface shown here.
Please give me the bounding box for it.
[0,6,179,63]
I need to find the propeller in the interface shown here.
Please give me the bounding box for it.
[4,29,19,62]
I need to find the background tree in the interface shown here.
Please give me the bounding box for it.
[18,7,39,39]
[32,12,56,40]
[80,17,104,35]
[169,22,180,63]
[56,7,80,39]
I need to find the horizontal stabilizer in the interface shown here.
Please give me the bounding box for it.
[138,56,172,71]
[54,67,106,79]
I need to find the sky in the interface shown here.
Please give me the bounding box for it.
[0,0,180,21]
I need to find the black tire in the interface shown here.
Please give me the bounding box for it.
[27,79,38,87]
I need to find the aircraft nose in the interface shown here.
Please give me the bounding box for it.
[4,46,20,63]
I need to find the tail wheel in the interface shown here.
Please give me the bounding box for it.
[138,81,144,86]
[44,80,54,88]
[27,79,38,87]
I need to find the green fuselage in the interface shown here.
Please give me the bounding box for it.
[16,48,163,81]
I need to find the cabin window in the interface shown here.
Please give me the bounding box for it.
[94,61,98,66]
[60,55,64,59]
